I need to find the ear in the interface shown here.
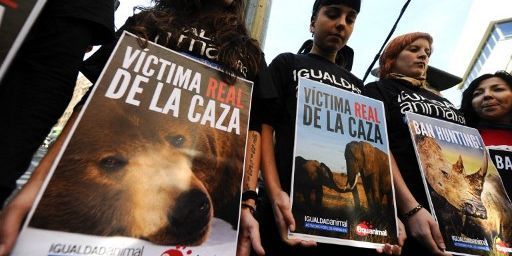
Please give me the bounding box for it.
[310,19,316,34]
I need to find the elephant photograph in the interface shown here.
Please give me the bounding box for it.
[289,79,398,245]
[344,141,393,214]
[293,156,350,212]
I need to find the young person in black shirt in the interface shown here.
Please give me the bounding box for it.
[365,32,464,256]
[258,0,404,255]
[0,1,273,255]
[0,0,116,205]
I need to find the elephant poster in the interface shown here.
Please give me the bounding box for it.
[406,112,512,256]
[288,78,398,249]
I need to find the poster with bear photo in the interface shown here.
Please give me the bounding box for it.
[406,112,512,256]
[288,78,398,249]
[12,31,253,256]
[0,0,46,81]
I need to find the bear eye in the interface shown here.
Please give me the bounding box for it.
[99,155,127,171]
[166,135,185,148]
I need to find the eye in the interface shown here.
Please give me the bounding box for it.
[324,9,340,19]
[167,135,185,147]
[473,90,483,97]
[346,14,356,24]
[99,155,127,172]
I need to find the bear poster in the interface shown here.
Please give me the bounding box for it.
[406,112,512,256]
[0,0,46,81]
[12,32,253,256]
[288,78,398,249]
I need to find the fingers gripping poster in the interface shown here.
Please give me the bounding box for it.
[289,78,398,249]
[12,32,253,256]
[406,112,512,256]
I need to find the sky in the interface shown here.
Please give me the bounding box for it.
[263,0,473,103]
[114,0,474,104]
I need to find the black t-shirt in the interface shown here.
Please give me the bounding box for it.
[80,14,275,132]
[266,52,363,194]
[44,0,115,44]
[365,78,465,207]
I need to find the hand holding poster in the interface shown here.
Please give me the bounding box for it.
[288,78,398,249]
[406,112,512,256]
[11,32,253,256]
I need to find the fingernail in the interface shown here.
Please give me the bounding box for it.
[0,244,5,255]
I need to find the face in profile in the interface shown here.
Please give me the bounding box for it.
[471,77,512,124]
[310,4,357,54]
[392,38,431,78]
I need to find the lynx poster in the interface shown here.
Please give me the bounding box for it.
[406,112,512,256]
[288,78,398,249]
[0,0,46,81]
[12,32,253,256]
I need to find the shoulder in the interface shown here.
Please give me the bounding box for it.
[269,52,296,65]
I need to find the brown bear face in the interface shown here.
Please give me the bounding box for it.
[30,99,215,245]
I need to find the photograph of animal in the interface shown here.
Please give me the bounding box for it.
[294,156,349,211]
[29,92,245,246]
[415,135,512,252]
[416,135,488,219]
[344,141,392,213]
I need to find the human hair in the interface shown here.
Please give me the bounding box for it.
[460,70,512,127]
[128,0,261,81]
[379,32,433,79]
[311,0,361,21]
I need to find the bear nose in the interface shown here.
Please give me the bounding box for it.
[169,189,211,234]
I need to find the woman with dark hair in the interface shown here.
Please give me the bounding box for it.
[365,32,461,256]
[0,1,273,255]
[259,0,404,255]
[460,71,512,197]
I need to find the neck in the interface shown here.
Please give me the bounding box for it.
[309,43,337,63]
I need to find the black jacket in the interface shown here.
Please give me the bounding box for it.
[43,0,115,44]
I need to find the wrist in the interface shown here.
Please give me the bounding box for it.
[401,204,423,220]
[242,190,258,202]
[241,202,256,216]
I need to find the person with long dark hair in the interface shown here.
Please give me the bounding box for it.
[0,1,273,255]
[460,70,512,197]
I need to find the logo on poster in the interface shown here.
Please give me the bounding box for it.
[355,221,388,237]
[47,243,144,256]
[161,246,193,256]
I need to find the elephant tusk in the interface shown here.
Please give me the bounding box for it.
[349,175,358,190]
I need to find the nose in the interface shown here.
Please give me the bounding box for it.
[168,189,211,236]
[482,89,494,99]
[335,16,347,30]
[418,49,428,60]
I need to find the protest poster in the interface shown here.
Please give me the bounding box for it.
[487,146,512,200]
[288,78,398,249]
[11,31,253,256]
[406,112,512,256]
[0,0,46,81]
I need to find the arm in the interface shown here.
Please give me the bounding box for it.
[0,110,79,256]
[390,155,451,256]
[260,124,316,247]
[237,131,264,256]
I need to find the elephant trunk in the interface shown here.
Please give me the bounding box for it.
[320,163,353,193]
